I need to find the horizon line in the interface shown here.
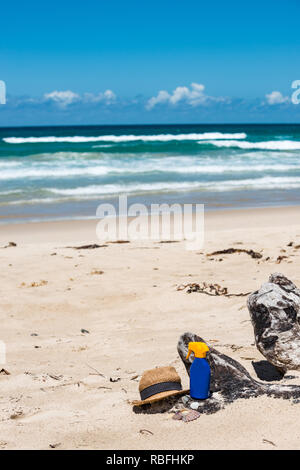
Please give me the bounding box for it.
[1,122,300,129]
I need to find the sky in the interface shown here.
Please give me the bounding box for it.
[0,0,300,125]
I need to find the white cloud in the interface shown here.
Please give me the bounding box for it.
[265,91,289,105]
[44,90,80,106]
[146,83,222,109]
[44,89,117,107]
[146,90,170,109]
[103,89,116,101]
[83,89,116,103]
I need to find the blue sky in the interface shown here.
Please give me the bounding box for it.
[1,0,300,125]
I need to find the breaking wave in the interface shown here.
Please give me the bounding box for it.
[199,140,300,150]
[3,132,247,144]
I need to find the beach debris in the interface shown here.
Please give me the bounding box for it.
[47,374,63,381]
[139,429,153,435]
[172,411,183,420]
[1,242,17,249]
[207,248,262,259]
[172,409,200,422]
[67,244,108,250]
[248,273,300,374]
[86,363,105,378]
[182,410,201,422]
[108,240,130,244]
[158,240,179,244]
[20,280,48,288]
[49,443,61,449]
[230,344,243,352]
[177,332,300,415]
[90,269,104,275]
[177,282,250,297]
[110,377,121,383]
[276,255,288,264]
[189,402,200,410]
[81,329,90,334]
[262,438,276,447]
[0,368,10,375]
[130,375,139,380]
[10,411,24,420]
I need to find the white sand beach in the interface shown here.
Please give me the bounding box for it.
[1,206,300,449]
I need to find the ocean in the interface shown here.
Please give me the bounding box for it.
[1,123,300,224]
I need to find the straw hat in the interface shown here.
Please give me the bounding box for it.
[132,366,189,406]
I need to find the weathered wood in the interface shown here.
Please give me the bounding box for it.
[176,332,300,414]
[247,273,300,373]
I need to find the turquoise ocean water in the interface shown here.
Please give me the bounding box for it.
[1,124,300,223]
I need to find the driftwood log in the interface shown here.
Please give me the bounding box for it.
[177,332,300,414]
[247,273,300,373]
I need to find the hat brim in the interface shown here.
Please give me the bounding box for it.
[132,388,189,406]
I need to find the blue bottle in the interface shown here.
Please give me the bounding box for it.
[186,342,211,399]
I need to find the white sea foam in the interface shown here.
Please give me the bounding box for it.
[199,140,300,150]
[1,161,300,180]
[0,166,110,179]
[3,132,247,144]
[0,189,22,195]
[46,176,300,196]
[0,161,22,168]
[4,176,300,206]
[48,182,202,196]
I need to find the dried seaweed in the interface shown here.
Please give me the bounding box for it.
[177,282,250,297]
[276,255,288,264]
[207,248,262,259]
[67,244,108,250]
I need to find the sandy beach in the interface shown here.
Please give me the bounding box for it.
[1,205,300,450]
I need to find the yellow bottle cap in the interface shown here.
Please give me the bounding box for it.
[186,342,209,359]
